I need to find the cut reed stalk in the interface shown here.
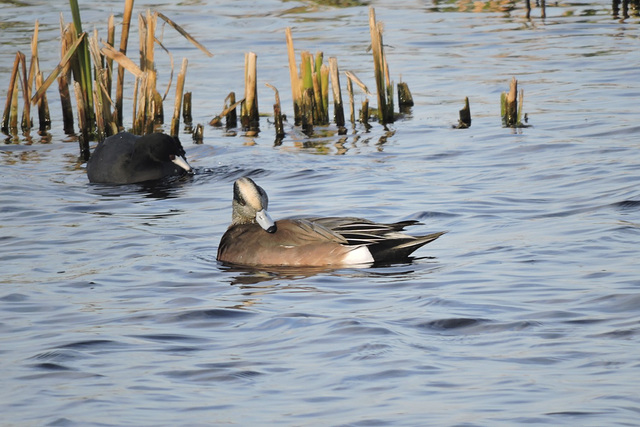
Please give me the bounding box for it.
[226,92,238,128]
[299,51,315,129]
[106,14,115,96]
[18,51,31,131]
[320,63,330,124]
[368,7,394,124]
[30,22,51,131]
[115,0,134,129]
[58,75,74,134]
[369,7,386,123]
[501,76,518,127]
[10,78,19,130]
[36,72,51,131]
[285,27,301,125]
[360,99,369,127]
[171,57,188,136]
[182,92,192,124]
[1,53,21,132]
[329,57,345,128]
[241,52,259,131]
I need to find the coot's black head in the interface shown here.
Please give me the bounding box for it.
[143,133,191,172]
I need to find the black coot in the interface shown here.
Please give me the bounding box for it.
[86,132,192,184]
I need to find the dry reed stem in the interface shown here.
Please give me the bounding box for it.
[285,28,301,123]
[36,71,51,130]
[74,81,90,159]
[28,20,39,102]
[116,0,134,128]
[2,53,22,131]
[171,57,188,136]
[155,39,174,101]
[157,12,213,58]
[346,75,355,124]
[18,51,31,131]
[266,83,284,137]
[242,52,258,130]
[344,70,370,96]
[321,64,329,124]
[31,32,86,105]
[329,57,345,127]
[369,7,386,123]
[106,14,115,96]
[101,43,144,79]
[10,79,18,129]
[182,91,192,123]
[504,76,518,127]
[58,74,74,133]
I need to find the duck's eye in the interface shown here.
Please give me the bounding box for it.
[233,186,246,206]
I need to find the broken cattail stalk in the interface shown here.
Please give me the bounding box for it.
[171,57,188,136]
[182,92,192,124]
[115,0,134,128]
[241,52,259,132]
[285,27,301,125]
[329,57,345,128]
[266,83,284,138]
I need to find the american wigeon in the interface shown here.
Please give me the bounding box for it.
[87,132,191,184]
[217,177,446,267]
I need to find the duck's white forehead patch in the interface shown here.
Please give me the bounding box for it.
[237,178,265,210]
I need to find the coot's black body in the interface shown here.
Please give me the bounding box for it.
[86,132,191,184]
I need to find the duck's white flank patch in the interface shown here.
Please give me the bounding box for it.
[343,245,374,265]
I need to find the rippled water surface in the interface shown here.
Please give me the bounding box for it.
[2,0,640,425]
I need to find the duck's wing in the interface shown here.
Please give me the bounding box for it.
[305,217,422,245]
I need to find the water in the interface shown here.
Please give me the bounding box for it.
[2,0,640,425]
